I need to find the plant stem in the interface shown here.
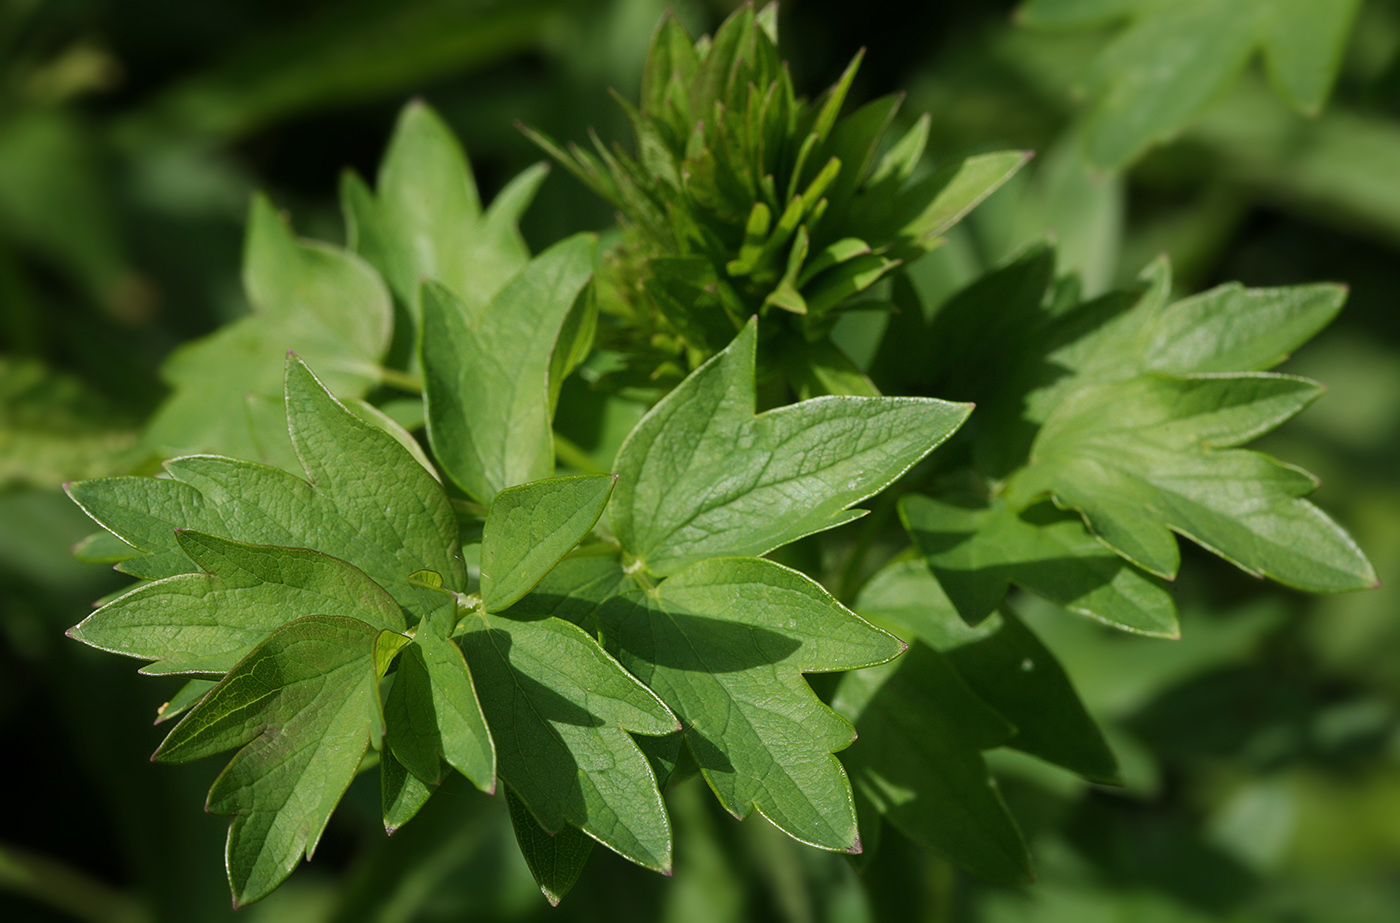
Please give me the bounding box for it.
[377,366,424,394]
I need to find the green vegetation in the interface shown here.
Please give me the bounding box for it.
[4,2,1400,921]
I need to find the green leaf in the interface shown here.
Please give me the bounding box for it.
[67,355,465,611]
[144,195,392,461]
[1019,0,1363,168]
[154,615,406,906]
[383,598,494,792]
[421,233,597,503]
[1007,373,1377,590]
[856,560,1119,783]
[597,557,905,853]
[506,787,595,906]
[70,530,405,674]
[481,475,617,613]
[611,319,971,575]
[455,608,678,872]
[900,494,1177,637]
[380,748,435,835]
[833,644,1032,884]
[862,150,1032,255]
[156,678,217,725]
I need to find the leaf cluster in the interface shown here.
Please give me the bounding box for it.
[58,4,1381,912]
[529,3,1026,384]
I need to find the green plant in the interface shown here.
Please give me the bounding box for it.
[57,2,1377,914]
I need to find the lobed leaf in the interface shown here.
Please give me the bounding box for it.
[455,608,678,872]
[611,319,970,575]
[71,530,405,674]
[597,557,905,853]
[154,615,406,906]
[67,356,465,614]
[1007,373,1376,589]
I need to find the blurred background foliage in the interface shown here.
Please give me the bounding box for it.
[3,0,1400,920]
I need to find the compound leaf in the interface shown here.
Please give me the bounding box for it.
[900,494,1177,637]
[1006,373,1377,590]
[455,608,678,872]
[597,556,905,853]
[481,475,616,612]
[154,615,407,906]
[612,319,970,575]
[856,560,1119,783]
[70,529,406,675]
[67,355,465,612]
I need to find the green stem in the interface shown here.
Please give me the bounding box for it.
[450,497,489,519]
[0,842,150,923]
[377,366,424,394]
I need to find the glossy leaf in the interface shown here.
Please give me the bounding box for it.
[597,557,905,853]
[611,319,970,575]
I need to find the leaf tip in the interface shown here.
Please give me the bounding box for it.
[847,834,863,855]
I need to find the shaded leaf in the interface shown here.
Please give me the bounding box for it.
[155,615,406,906]
[455,608,678,872]
[598,557,905,853]
[856,560,1119,783]
[144,195,392,461]
[833,644,1032,884]
[901,494,1177,637]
